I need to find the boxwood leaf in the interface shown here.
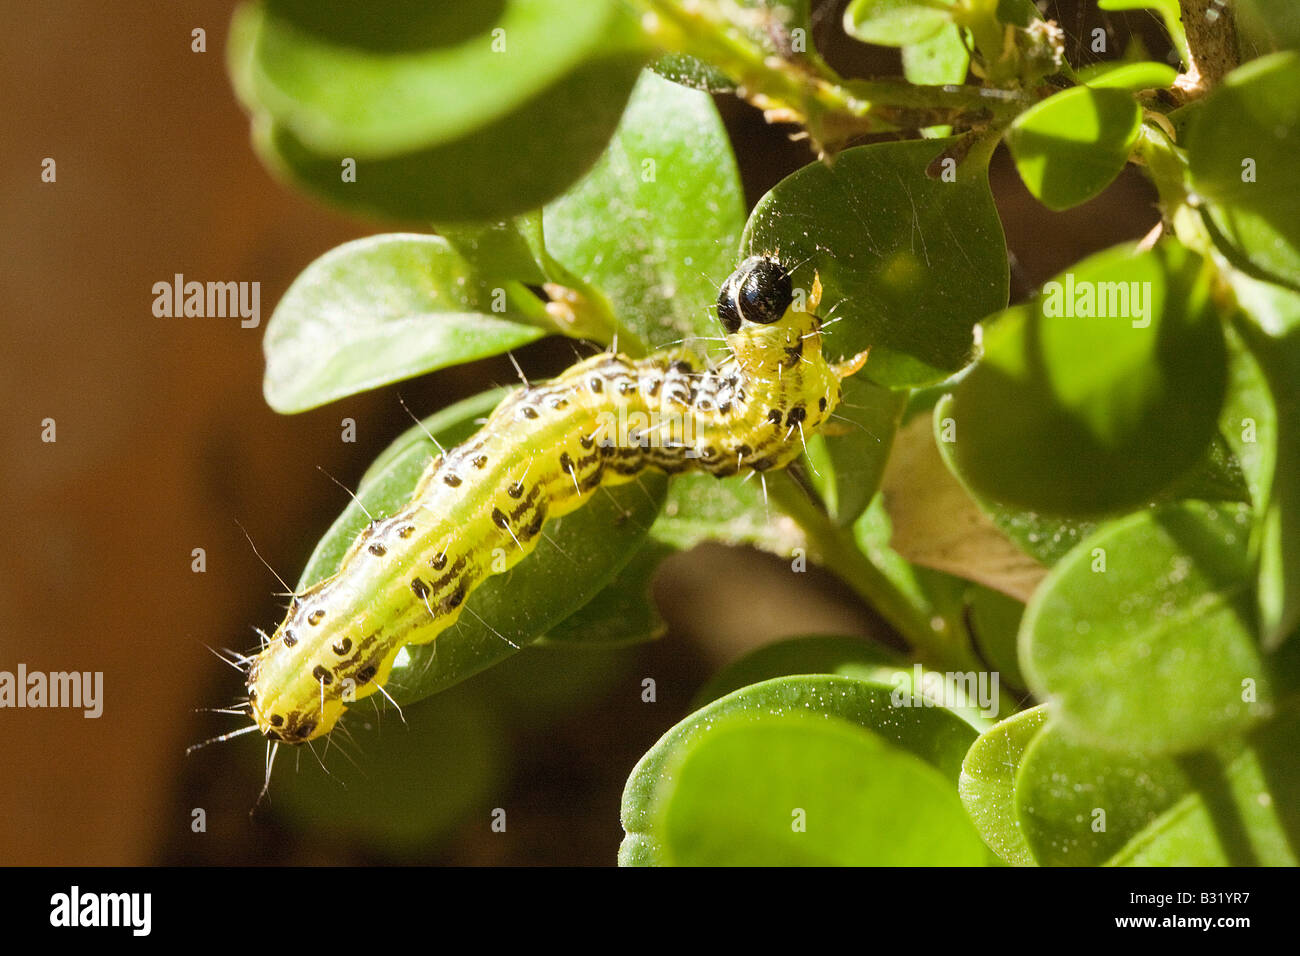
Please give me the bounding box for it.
[620,674,981,864]
[1021,501,1269,754]
[241,0,646,157]
[1108,708,1300,865]
[806,375,908,526]
[652,711,988,865]
[1005,86,1142,211]
[1188,52,1300,293]
[743,138,1008,386]
[543,71,747,351]
[692,634,906,706]
[946,241,1227,516]
[844,0,955,47]
[958,704,1050,865]
[1014,719,1199,866]
[250,53,645,224]
[262,234,547,413]
[1076,60,1177,91]
[1016,710,1300,865]
[1226,272,1300,648]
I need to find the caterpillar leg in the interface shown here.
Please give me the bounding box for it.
[834,347,871,381]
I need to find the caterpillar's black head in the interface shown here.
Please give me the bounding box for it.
[718,255,794,334]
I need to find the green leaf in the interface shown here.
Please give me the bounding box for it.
[966,585,1027,690]
[1005,86,1142,211]
[437,216,547,286]
[1021,501,1268,754]
[261,234,546,413]
[933,394,1097,564]
[650,472,807,557]
[902,24,970,87]
[240,0,645,157]
[844,0,954,47]
[1097,0,1188,65]
[693,634,904,706]
[1014,720,1198,866]
[1076,60,1178,91]
[1016,712,1300,866]
[1188,52,1300,290]
[652,712,988,865]
[250,54,645,224]
[651,52,736,93]
[744,138,1009,386]
[543,71,747,351]
[958,704,1049,865]
[294,387,667,706]
[1110,708,1300,866]
[806,375,908,526]
[1227,272,1300,649]
[620,675,982,865]
[536,541,672,647]
[946,241,1228,516]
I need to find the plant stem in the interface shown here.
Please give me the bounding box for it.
[767,474,984,674]
[634,0,1032,153]
[1175,0,1239,100]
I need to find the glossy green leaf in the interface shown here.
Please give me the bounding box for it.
[438,217,547,286]
[693,635,904,706]
[620,674,981,864]
[901,23,970,87]
[250,53,644,224]
[1077,60,1178,91]
[1005,86,1142,211]
[1016,712,1300,866]
[262,235,546,413]
[966,585,1027,690]
[744,138,1008,386]
[946,242,1228,516]
[651,52,736,93]
[1022,501,1269,754]
[241,0,646,156]
[652,712,988,865]
[1227,272,1300,649]
[844,0,954,46]
[650,472,808,557]
[536,541,672,647]
[1188,52,1300,291]
[1015,720,1198,866]
[543,71,747,351]
[958,704,1049,865]
[294,387,667,706]
[807,375,908,526]
[1110,708,1300,865]
[933,394,1096,564]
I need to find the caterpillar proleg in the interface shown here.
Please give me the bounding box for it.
[242,255,868,744]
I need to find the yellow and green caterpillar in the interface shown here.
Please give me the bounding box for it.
[243,255,867,744]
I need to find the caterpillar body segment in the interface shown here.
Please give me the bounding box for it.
[245,256,867,743]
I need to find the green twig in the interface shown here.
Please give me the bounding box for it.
[767,474,984,675]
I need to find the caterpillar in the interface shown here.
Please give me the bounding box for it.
[239,255,867,747]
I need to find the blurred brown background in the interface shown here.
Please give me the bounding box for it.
[1,1,1163,865]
